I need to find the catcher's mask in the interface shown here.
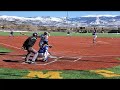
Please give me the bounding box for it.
[33,32,38,37]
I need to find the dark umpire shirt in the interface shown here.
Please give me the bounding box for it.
[22,36,37,50]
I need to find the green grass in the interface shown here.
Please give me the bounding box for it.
[0,31,120,37]
[0,68,104,79]
[50,32,93,37]
[103,66,120,79]
[0,31,33,36]
[1,66,120,79]
[0,68,29,79]
[106,66,120,75]
[0,32,9,36]
[97,33,120,38]
[60,70,103,79]
[0,45,12,52]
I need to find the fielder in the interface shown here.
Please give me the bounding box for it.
[9,30,14,37]
[92,28,97,44]
[67,31,70,36]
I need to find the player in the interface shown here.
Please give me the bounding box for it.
[38,41,52,62]
[22,32,38,64]
[92,28,97,44]
[67,31,70,36]
[39,31,50,48]
[9,30,14,37]
[29,41,52,63]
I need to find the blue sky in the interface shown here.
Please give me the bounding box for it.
[0,11,120,17]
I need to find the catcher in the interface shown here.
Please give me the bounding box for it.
[36,41,52,62]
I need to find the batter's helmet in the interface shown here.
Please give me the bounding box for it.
[44,32,48,35]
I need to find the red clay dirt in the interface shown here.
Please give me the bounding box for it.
[0,35,120,70]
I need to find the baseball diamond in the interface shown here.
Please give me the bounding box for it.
[0,35,120,70]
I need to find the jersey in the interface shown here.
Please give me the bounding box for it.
[40,34,48,41]
[10,31,13,34]
[67,31,70,34]
[40,34,45,42]
[22,36,37,50]
[38,45,49,53]
[39,34,49,46]
[92,30,97,35]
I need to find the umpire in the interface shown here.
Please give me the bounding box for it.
[22,32,38,64]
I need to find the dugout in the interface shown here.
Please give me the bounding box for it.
[108,30,120,33]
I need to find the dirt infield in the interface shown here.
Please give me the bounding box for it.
[0,36,120,70]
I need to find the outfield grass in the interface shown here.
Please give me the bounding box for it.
[0,31,120,37]
[50,32,120,37]
[0,31,33,36]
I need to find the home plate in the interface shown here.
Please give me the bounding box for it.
[21,62,28,64]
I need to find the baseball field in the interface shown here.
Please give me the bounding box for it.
[0,31,120,79]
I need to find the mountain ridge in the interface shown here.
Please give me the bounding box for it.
[0,15,120,27]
